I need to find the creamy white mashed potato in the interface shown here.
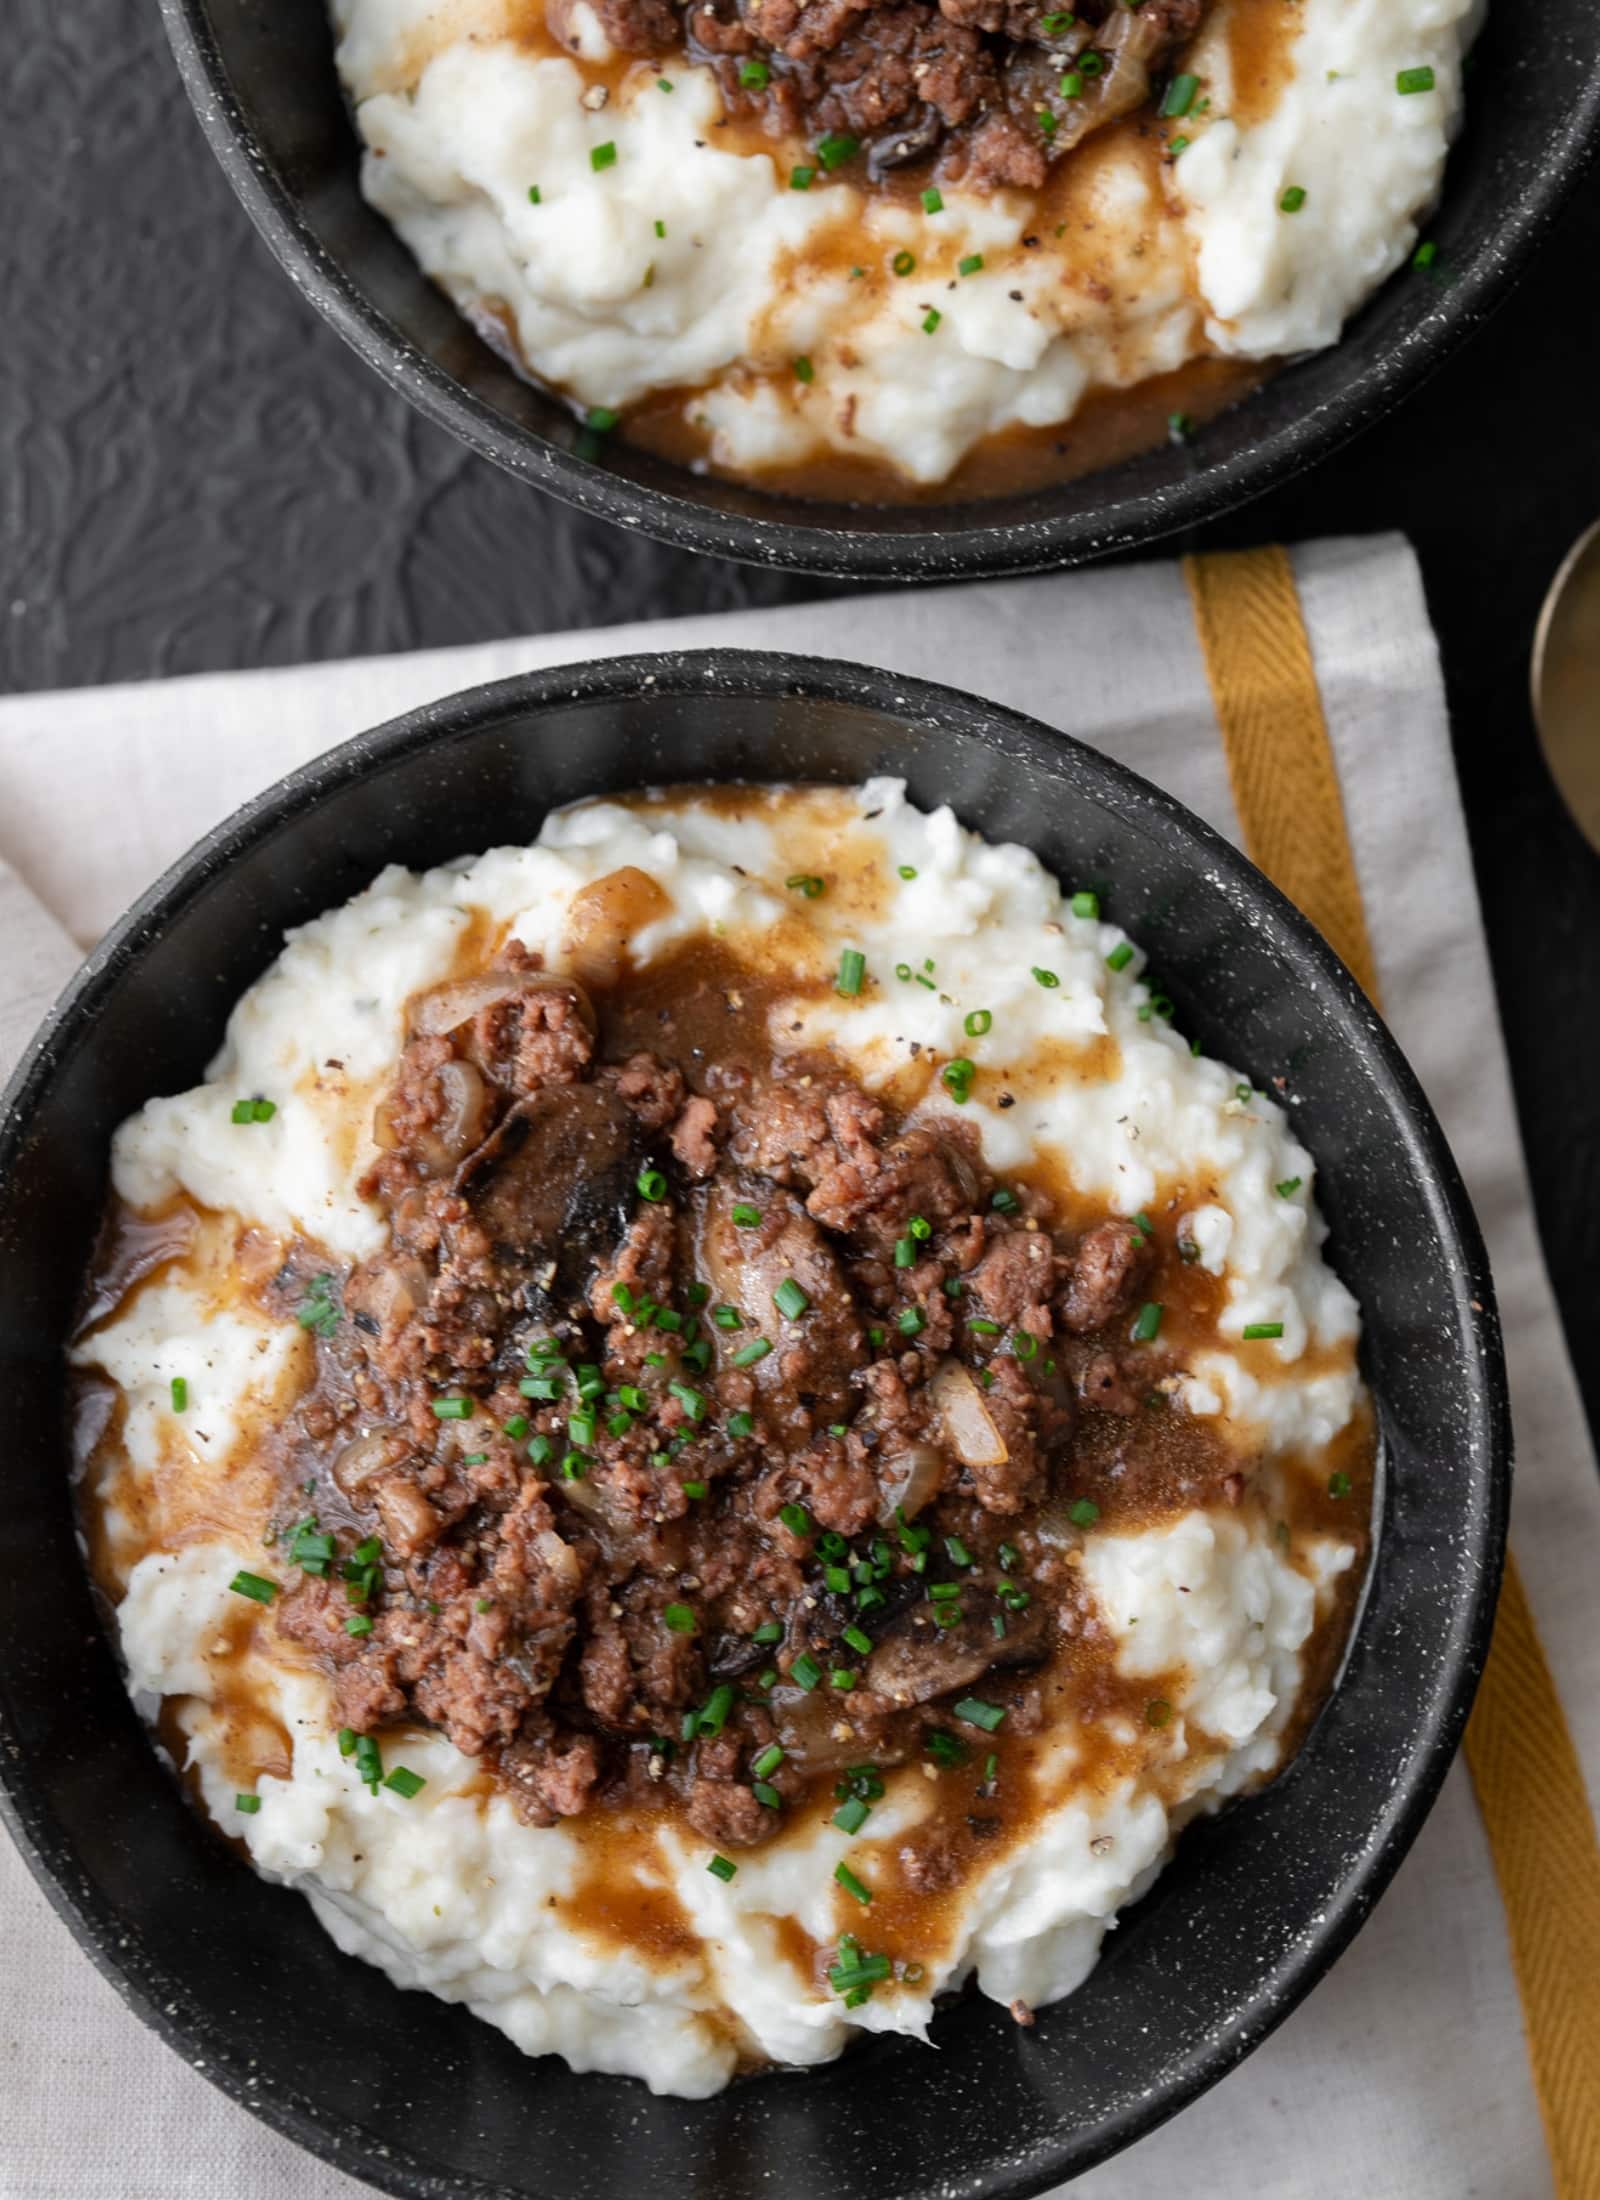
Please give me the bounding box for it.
[330,0,1478,484]
[83,781,1367,2097]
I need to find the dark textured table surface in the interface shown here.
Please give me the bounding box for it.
[4,0,1597,1442]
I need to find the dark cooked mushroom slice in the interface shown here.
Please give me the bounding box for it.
[457,1081,647,1303]
[863,1590,1049,1708]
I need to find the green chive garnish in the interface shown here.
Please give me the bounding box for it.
[1131,1302,1163,1343]
[836,948,866,996]
[835,1861,872,1904]
[1243,1322,1285,1341]
[953,1696,1005,1732]
[663,1602,696,1633]
[1396,65,1436,94]
[791,1652,823,1690]
[774,1278,810,1321]
[384,1766,426,1798]
[229,1571,276,1605]
[707,1854,737,1881]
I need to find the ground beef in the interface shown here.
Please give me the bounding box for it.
[645,0,1208,189]
[1058,1218,1153,1334]
[266,939,1207,1851]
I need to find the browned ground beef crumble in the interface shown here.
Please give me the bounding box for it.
[582,0,1207,190]
[268,941,1238,1846]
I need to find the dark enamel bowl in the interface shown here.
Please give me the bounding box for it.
[0,654,1507,2196]
[156,0,1598,579]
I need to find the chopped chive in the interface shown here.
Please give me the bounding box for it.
[753,1780,782,1809]
[1275,1177,1303,1198]
[738,56,770,86]
[1396,65,1436,94]
[337,1728,357,1757]
[841,1624,873,1656]
[668,1380,705,1421]
[384,1766,426,1799]
[790,164,816,190]
[1010,1329,1039,1362]
[990,1188,1019,1214]
[1106,942,1134,971]
[1146,1698,1173,1728]
[663,1602,697,1633]
[836,948,866,996]
[560,1451,589,1480]
[528,1434,553,1466]
[752,1621,785,1645]
[731,1201,763,1228]
[1059,69,1083,96]
[752,1743,785,1779]
[793,355,815,383]
[1328,1470,1353,1499]
[733,1337,772,1367]
[681,1479,708,1499]
[527,184,542,204]
[235,1793,261,1814]
[1243,1322,1285,1341]
[345,1615,372,1637]
[774,1277,811,1321]
[230,1096,276,1123]
[968,1316,1001,1335]
[835,1861,873,1904]
[816,130,859,169]
[1413,239,1438,269]
[1279,185,1307,213]
[945,1535,973,1567]
[169,1375,188,1412]
[1160,72,1199,117]
[707,1853,737,1881]
[1032,966,1060,989]
[229,1571,276,1605]
[432,1395,472,1420]
[941,1057,976,1103]
[697,1684,736,1737]
[791,1652,823,1691]
[830,1667,858,1690]
[727,1410,755,1439]
[964,1009,991,1037]
[892,249,916,276]
[1068,1498,1100,1528]
[958,253,983,276]
[713,1303,744,1330]
[779,1502,814,1537]
[921,186,943,212]
[1071,889,1099,919]
[897,1306,925,1337]
[785,873,823,897]
[953,1696,1005,1733]
[921,308,941,334]
[833,1795,871,1834]
[637,1166,667,1202]
[590,140,617,170]
[1131,1302,1164,1343]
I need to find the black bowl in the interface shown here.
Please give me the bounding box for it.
[0,652,1507,2196]
[157,0,1599,579]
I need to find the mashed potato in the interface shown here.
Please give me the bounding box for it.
[78,781,1368,2096]
[329,0,1479,485]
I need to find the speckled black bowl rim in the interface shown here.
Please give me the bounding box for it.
[157,0,1599,579]
[0,651,1509,2196]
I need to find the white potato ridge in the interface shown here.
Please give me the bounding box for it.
[332,0,1475,483]
[1182,0,1482,355]
[117,1485,1350,2094]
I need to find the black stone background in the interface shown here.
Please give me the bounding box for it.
[2,2,1597,1444]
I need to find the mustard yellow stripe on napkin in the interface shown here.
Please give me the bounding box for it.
[1184,545,1600,2200]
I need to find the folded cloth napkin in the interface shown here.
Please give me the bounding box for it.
[2,534,1596,2200]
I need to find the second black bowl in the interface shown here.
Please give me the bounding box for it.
[159,0,1599,577]
[0,652,1506,2195]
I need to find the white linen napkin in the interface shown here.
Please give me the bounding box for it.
[2,534,1593,2200]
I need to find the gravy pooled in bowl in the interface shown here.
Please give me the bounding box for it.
[74,782,1372,2095]
[330,0,1479,495]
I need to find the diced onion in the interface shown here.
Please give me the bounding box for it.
[930,1358,1009,1468]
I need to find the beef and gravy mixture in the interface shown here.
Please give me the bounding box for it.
[75,782,1373,2094]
